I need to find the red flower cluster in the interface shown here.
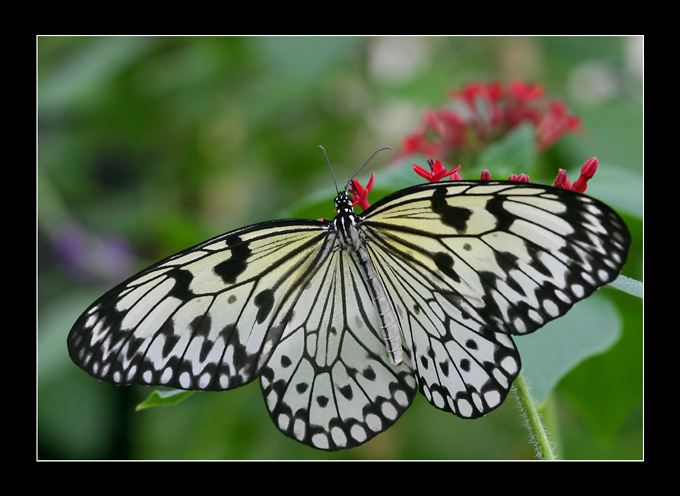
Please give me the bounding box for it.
[399,80,581,162]
[350,157,599,211]
[348,81,593,211]
[413,156,598,192]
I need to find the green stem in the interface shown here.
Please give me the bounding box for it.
[514,372,557,460]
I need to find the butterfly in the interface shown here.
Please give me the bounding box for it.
[67,149,631,451]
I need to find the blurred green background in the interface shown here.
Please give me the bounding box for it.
[37,36,643,460]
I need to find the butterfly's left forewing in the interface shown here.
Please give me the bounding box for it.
[67,220,331,392]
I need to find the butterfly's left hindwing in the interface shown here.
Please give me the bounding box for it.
[67,220,330,391]
[260,236,418,450]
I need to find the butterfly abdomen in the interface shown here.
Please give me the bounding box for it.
[334,209,403,365]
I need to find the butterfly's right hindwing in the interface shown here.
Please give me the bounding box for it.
[67,220,328,391]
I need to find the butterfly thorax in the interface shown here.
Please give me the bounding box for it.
[333,192,362,250]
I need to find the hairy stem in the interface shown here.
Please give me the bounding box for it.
[514,372,557,460]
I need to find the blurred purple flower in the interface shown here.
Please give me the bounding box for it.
[52,222,136,284]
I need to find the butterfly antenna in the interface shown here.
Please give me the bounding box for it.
[319,145,340,194]
[346,146,392,192]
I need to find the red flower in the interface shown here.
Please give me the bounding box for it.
[503,81,544,128]
[450,81,504,140]
[507,80,544,100]
[402,131,438,157]
[413,159,461,183]
[350,172,375,210]
[536,101,581,151]
[553,157,598,193]
[424,109,467,149]
[451,81,504,111]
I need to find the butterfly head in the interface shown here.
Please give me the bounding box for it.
[334,191,355,215]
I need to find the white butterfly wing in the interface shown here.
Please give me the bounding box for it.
[361,181,630,418]
[68,220,331,391]
[260,232,418,450]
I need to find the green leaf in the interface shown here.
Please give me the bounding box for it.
[558,288,643,442]
[515,291,621,404]
[477,122,538,176]
[136,389,195,411]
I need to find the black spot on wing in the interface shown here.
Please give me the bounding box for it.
[254,289,275,324]
[213,235,251,284]
[167,268,196,299]
[339,384,353,400]
[363,366,377,381]
[433,252,460,283]
[485,195,514,231]
[190,314,212,338]
[431,186,472,233]
[160,322,180,358]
